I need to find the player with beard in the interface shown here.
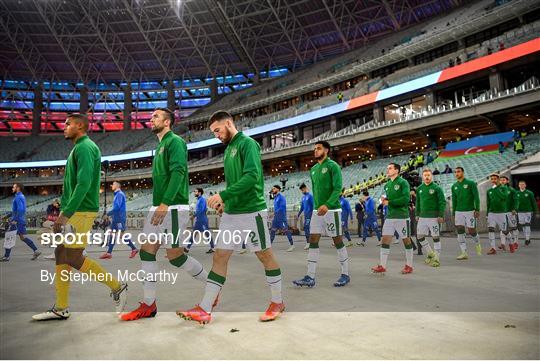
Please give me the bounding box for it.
[121,108,208,321]
[177,111,285,324]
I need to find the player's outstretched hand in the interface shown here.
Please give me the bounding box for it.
[317,205,328,216]
[208,193,223,210]
[53,214,69,233]
[151,203,168,226]
[437,217,444,224]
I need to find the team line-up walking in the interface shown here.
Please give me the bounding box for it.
[7,109,535,325]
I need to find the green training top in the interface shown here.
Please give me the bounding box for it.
[451,178,480,214]
[219,132,267,214]
[515,189,538,212]
[503,185,517,212]
[486,185,510,213]
[310,157,342,210]
[152,130,189,206]
[384,176,410,219]
[416,182,446,218]
[61,135,101,217]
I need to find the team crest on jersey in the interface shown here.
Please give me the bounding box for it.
[322,167,328,174]
[230,147,237,157]
[464,185,468,189]
[429,189,435,194]
[159,147,164,155]
[394,185,400,190]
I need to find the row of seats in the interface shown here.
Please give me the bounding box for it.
[0,14,534,162]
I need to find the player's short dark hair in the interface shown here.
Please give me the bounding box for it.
[208,110,233,127]
[13,182,23,192]
[113,180,121,187]
[362,191,369,197]
[500,175,509,180]
[299,183,307,189]
[196,187,204,194]
[455,166,464,172]
[273,184,281,190]
[518,180,526,184]
[67,113,89,131]
[389,162,401,172]
[315,140,331,151]
[155,107,175,126]
[422,168,432,173]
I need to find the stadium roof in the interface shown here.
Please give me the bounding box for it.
[0,0,463,84]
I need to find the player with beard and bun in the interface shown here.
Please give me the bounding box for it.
[292,141,350,288]
[177,110,285,324]
[121,108,208,321]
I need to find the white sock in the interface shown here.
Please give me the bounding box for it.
[433,239,441,256]
[512,229,519,244]
[307,247,319,278]
[457,233,467,252]
[500,232,507,246]
[265,269,283,304]
[336,246,349,275]
[405,247,413,267]
[489,232,496,248]
[200,271,225,313]
[142,260,158,306]
[380,246,390,267]
[418,237,433,254]
[181,255,208,283]
[524,226,531,240]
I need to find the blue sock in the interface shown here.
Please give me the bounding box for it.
[242,242,246,249]
[125,237,136,250]
[270,229,276,243]
[210,238,215,249]
[22,237,37,252]
[4,248,11,258]
[344,230,352,242]
[286,230,293,245]
[107,235,115,253]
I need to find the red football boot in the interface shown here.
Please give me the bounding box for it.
[371,265,386,274]
[259,302,285,322]
[120,301,157,321]
[487,248,497,255]
[176,305,211,325]
[401,265,413,274]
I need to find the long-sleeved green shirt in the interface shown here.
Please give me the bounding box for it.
[152,131,189,206]
[451,178,480,214]
[219,132,267,214]
[515,189,538,212]
[416,182,446,218]
[503,185,517,212]
[487,185,510,213]
[61,135,101,217]
[384,176,410,219]
[310,157,342,210]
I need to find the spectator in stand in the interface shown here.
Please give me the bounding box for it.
[433,168,440,175]
[498,141,505,155]
[442,164,453,174]
[514,138,525,154]
[46,199,60,222]
[426,152,434,164]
